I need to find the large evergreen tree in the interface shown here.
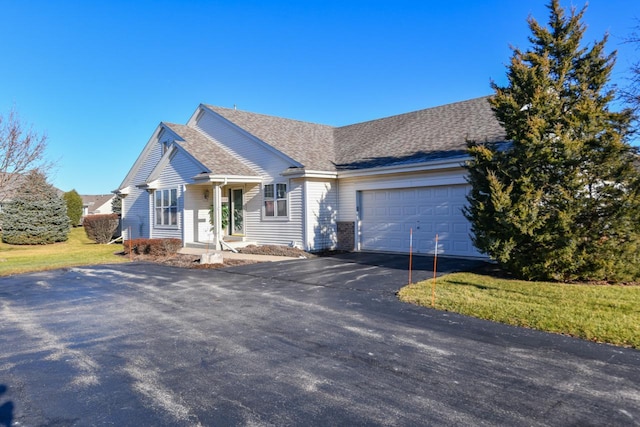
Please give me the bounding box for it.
[63,189,83,226]
[2,171,69,244]
[465,0,640,282]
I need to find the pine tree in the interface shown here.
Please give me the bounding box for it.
[465,0,640,282]
[63,189,83,227]
[111,194,122,215]
[2,171,69,244]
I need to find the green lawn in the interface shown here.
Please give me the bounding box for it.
[0,227,128,276]
[398,272,640,348]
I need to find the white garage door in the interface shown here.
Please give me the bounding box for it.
[359,185,481,257]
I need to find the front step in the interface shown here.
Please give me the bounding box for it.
[184,240,258,251]
[221,240,258,249]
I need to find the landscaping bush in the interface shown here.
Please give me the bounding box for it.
[83,214,119,244]
[2,171,69,245]
[63,189,83,226]
[123,238,182,256]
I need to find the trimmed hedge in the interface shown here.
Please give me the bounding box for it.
[123,238,182,256]
[84,214,119,244]
[63,189,83,226]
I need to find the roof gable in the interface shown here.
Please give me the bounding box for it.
[205,106,336,171]
[163,123,258,177]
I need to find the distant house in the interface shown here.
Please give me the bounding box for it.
[81,194,114,216]
[116,96,507,257]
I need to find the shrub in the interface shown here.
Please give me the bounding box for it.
[63,189,83,226]
[2,171,69,245]
[83,214,119,244]
[123,238,182,256]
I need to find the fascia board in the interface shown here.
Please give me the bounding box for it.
[117,123,165,189]
[186,104,206,127]
[198,105,304,169]
[191,174,263,184]
[144,145,177,184]
[145,130,212,186]
[281,169,338,179]
[135,179,158,190]
[336,156,469,179]
[112,186,131,196]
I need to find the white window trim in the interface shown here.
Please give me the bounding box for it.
[154,188,179,228]
[262,182,289,220]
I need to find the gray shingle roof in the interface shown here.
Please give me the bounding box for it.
[204,96,506,173]
[334,96,506,169]
[206,106,336,171]
[164,123,258,177]
[81,194,114,213]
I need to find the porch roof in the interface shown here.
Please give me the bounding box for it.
[164,123,259,177]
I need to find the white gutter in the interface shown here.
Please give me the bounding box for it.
[191,174,263,184]
[281,169,339,179]
[336,156,470,179]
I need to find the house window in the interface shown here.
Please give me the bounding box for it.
[155,188,178,226]
[264,183,287,217]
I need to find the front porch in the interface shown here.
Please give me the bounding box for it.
[184,179,261,250]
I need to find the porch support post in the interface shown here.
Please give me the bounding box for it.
[213,184,222,250]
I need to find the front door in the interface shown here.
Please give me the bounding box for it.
[197,206,214,243]
[230,188,244,235]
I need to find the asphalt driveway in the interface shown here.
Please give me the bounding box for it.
[0,255,638,426]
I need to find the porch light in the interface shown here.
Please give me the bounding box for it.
[203,189,210,200]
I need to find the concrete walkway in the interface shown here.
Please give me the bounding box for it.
[178,246,303,262]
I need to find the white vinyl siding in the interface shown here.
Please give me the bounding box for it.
[243,179,304,247]
[304,179,338,251]
[150,149,205,241]
[121,143,164,240]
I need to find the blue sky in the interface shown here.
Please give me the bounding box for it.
[1,1,638,194]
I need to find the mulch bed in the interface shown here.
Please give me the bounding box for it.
[120,244,313,269]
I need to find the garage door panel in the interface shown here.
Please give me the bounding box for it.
[453,222,468,234]
[402,189,417,200]
[360,185,481,257]
[403,206,417,216]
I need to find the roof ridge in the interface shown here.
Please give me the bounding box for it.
[205,105,334,128]
[337,95,494,129]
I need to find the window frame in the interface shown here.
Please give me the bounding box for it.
[154,188,179,228]
[263,182,288,220]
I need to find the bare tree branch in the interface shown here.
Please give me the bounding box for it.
[621,20,640,130]
[0,109,52,203]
